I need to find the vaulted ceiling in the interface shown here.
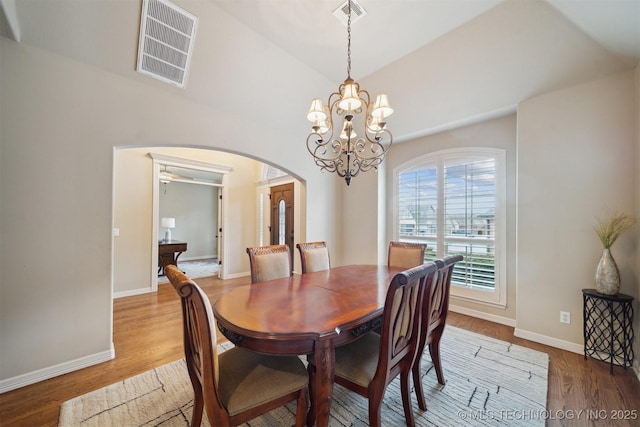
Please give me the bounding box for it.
[214,0,640,82]
[1,0,639,140]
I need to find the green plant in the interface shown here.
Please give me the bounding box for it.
[594,211,636,249]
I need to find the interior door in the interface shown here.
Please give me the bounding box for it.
[270,183,294,258]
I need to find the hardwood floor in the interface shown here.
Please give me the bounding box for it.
[1,275,638,426]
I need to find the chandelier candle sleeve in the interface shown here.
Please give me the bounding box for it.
[305,0,393,186]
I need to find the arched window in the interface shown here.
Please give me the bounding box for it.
[394,148,506,307]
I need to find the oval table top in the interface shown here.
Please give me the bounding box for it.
[213,264,404,346]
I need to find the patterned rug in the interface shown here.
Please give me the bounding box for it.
[59,326,548,426]
[158,258,218,284]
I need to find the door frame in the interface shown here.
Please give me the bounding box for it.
[150,153,232,289]
[256,175,305,273]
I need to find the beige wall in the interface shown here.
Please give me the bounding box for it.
[516,70,637,351]
[338,171,380,266]
[0,38,340,387]
[635,64,640,375]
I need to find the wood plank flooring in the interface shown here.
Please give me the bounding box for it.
[0,275,638,426]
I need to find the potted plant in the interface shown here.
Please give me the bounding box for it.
[593,211,636,295]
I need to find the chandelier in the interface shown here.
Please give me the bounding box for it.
[306,1,393,186]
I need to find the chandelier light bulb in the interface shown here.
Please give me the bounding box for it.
[338,79,362,111]
[340,118,357,140]
[315,119,329,134]
[371,93,393,119]
[307,98,327,123]
[368,116,382,132]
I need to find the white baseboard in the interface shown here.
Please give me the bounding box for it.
[113,287,154,299]
[223,271,250,280]
[449,304,516,327]
[450,305,586,355]
[514,327,583,354]
[453,307,637,371]
[0,345,115,394]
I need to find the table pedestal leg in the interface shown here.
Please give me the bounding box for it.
[307,340,334,427]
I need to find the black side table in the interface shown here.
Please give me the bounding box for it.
[582,289,634,375]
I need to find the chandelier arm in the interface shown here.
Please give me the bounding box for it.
[358,88,372,106]
[307,134,352,177]
[361,131,390,146]
[328,93,345,120]
[350,131,392,173]
[327,91,343,108]
[306,134,342,159]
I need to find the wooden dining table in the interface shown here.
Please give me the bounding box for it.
[212,264,405,427]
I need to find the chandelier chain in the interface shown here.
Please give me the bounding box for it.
[346,0,351,79]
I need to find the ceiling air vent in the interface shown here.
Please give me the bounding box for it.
[332,0,367,27]
[136,0,197,88]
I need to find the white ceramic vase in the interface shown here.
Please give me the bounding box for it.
[595,248,620,295]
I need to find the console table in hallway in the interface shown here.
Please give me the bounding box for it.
[158,240,187,276]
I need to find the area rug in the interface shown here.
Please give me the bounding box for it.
[59,326,548,426]
[158,259,218,284]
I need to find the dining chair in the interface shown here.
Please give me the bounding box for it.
[165,265,308,427]
[246,244,292,284]
[308,261,438,427]
[412,254,464,411]
[296,241,330,273]
[387,241,427,269]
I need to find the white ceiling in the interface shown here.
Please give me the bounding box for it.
[213,0,640,82]
[1,0,639,140]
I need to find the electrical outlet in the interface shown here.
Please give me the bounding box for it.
[560,311,570,324]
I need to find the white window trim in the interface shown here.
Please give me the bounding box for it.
[393,147,507,308]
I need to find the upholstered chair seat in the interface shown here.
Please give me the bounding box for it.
[218,347,308,416]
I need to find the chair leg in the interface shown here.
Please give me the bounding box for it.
[429,335,446,385]
[295,388,309,427]
[400,370,416,427]
[412,357,427,411]
[368,392,384,427]
[306,362,316,427]
[191,389,204,427]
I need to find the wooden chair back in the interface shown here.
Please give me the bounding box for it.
[412,254,464,411]
[246,245,292,284]
[328,261,438,426]
[166,264,308,426]
[387,241,426,269]
[296,241,330,273]
[375,262,435,383]
[425,255,462,335]
[166,265,226,426]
